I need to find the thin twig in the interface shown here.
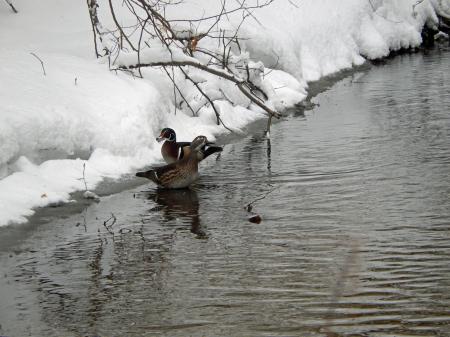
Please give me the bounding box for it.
[4,0,17,13]
[178,66,235,131]
[168,0,274,23]
[82,163,88,191]
[162,66,196,116]
[288,0,299,8]
[109,0,137,51]
[171,66,177,114]
[30,52,46,76]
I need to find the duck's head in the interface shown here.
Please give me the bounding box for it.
[156,128,176,142]
[190,135,207,151]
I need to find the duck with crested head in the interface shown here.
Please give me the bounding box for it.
[136,135,208,189]
[157,128,223,164]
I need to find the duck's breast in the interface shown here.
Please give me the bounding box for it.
[162,142,179,164]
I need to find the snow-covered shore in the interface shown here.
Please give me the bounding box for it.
[0,0,448,227]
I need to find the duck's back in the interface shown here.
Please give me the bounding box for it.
[155,156,199,188]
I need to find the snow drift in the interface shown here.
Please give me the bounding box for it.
[0,0,448,226]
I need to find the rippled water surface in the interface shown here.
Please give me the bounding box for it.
[1,47,450,337]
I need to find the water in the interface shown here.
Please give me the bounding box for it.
[1,46,450,337]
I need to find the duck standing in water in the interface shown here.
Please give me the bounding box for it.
[136,136,208,189]
[156,128,222,164]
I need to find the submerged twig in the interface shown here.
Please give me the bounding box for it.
[265,115,273,137]
[244,186,278,212]
[103,213,117,234]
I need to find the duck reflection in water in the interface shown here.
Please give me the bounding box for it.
[144,188,205,238]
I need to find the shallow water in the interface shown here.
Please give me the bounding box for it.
[1,46,450,337]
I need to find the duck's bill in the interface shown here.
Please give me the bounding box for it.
[156,136,165,142]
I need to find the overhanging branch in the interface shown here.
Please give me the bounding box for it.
[116,60,281,119]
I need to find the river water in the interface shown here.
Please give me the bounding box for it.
[1,46,450,337]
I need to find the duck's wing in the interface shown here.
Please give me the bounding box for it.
[176,141,191,147]
[154,160,195,187]
[136,162,178,183]
[177,142,192,160]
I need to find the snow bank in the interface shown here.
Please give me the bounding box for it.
[0,0,447,226]
[241,0,444,82]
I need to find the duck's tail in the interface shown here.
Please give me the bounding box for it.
[136,169,157,181]
[202,145,223,159]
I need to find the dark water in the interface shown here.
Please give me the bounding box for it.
[1,47,450,337]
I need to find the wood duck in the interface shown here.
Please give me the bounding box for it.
[156,128,223,164]
[136,136,207,189]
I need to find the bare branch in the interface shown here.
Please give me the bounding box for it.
[117,60,281,118]
[103,213,117,235]
[86,0,100,57]
[178,66,234,131]
[109,0,138,51]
